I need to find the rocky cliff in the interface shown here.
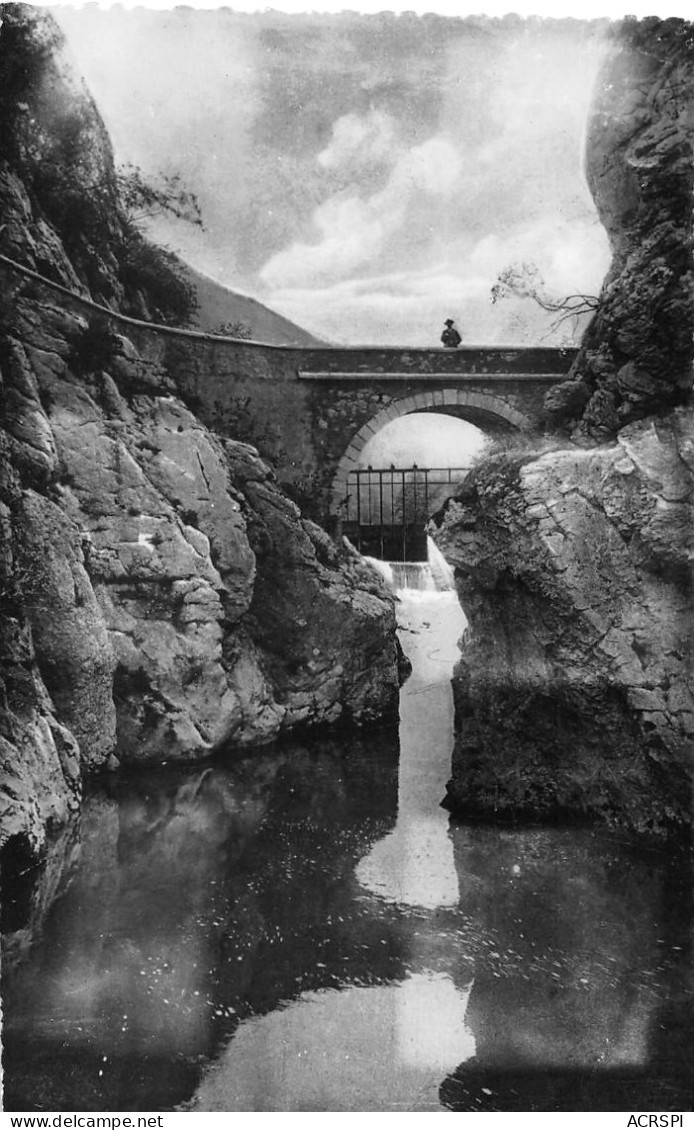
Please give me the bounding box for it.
[434,17,693,840]
[0,5,401,867]
[546,17,693,436]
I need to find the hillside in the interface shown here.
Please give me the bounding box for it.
[182,263,326,345]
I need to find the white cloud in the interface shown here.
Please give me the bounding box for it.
[467,215,610,299]
[317,109,397,171]
[259,23,611,344]
[260,128,463,289]
[260,195,384,288]
[388,136,463,198]
[263,211,611,346]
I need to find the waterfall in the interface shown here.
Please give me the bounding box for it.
[364,538,454,594]
[389,562,437,592]
[427,538,455,590]
[364,557,394,586]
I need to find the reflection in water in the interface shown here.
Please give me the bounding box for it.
[357,591,465,909]
[192,974,475,1112]
[1,739,402,1112]
[1,592,692,1112]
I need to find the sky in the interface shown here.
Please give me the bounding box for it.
[361,415,487,470]
[54,7,615,346]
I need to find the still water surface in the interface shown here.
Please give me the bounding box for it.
[2,586,692,1111]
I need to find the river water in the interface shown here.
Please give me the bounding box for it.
[1,578,692,1112]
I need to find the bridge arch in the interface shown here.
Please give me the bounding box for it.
[330,387,532,515]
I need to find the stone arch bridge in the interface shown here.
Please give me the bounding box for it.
[163,340,576,523]
[0,258,577,524]
[173,342,577,523]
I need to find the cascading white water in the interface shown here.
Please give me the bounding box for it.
[364,537,454,594]
[389,561,437,592]
[364,557,394,586]
[358,535,464,910]
[355,584,467,909]
[427,537,455,590]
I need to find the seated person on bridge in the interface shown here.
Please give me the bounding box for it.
[441,318,462,348]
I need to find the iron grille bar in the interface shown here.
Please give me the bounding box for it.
[346,466,467,560]
[379,470,384,559]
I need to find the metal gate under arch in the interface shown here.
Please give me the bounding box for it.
[342,466,468,561]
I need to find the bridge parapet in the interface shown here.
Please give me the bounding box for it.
[298,344,577,379]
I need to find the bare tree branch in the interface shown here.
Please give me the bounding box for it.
[491,260,598,338]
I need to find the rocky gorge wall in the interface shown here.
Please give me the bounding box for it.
[546,17,694,436]
[434,17,693,840]
[434,414,693,837]
[0,5,401,867]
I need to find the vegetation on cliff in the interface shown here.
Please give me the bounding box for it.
[0,4,199,325]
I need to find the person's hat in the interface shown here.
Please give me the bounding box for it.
[444,318,454,326]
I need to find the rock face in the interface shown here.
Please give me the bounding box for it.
[0,4,124,305]
[434,17,693,840]
[0,5,400,864]
[434,414,693,838]
[545,18,693,436]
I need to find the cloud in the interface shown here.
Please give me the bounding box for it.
[317,109,397,172]
[389,136,463,198]
[258,24,608,316]
[264,267,486,345]
[466,215,609,296]
[263,212,610,346]
[260,127,463,289]
[56,10,611,345]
